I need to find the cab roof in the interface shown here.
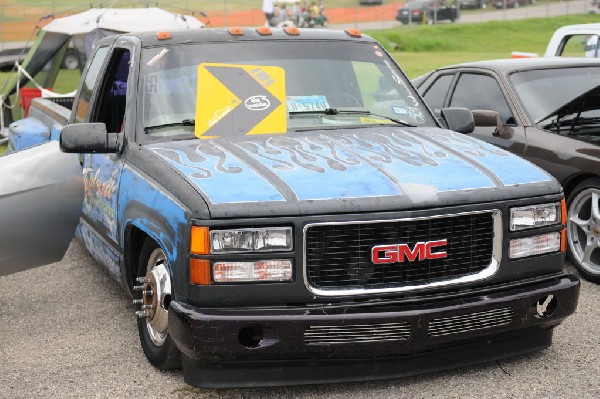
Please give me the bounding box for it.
[120,27,376,47]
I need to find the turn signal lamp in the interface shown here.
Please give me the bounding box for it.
[190,259,211,285]
[190,226,210,254]
[560,198,567,252]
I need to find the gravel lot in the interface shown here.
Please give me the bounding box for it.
[0,240,598,399]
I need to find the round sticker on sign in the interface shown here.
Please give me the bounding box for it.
[245,95,271,111]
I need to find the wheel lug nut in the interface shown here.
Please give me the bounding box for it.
[135,311,149,318]
[136,277,150,284]
[142,304,154,310]
[132,299,143,305]
[133,285,144,291]
[143,290,153,296]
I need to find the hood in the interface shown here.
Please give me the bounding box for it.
[147,127,558,218]
[537,85,600,125]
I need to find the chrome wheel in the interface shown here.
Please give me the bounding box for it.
[568,185,600,281]
[141,248,171,347]
[135,239,181,369]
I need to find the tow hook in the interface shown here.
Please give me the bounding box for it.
[133,276,155,319]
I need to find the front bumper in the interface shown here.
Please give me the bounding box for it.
[170,274,579,388]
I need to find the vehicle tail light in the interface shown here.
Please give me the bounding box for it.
[412,9,420,14]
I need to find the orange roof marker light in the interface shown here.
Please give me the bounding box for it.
[228,27,245,36]
[256,26,272,36]
[156,31,172,40]
[284,26,300,36]
[345,28,362,38]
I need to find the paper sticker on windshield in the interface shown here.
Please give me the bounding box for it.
[287,95,330,112]
[392,106,409,115]
[195,64,286,138]
[147,48,169,66]
[360,117,396,124]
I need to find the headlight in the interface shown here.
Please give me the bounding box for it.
[509,232,561,259]
[510,203,560,231]
[210,227,293,253]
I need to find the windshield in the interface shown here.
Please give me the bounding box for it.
[139,40,434,141]
[510,66,600,123]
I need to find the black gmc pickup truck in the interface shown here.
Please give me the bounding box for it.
[1,27,579,388]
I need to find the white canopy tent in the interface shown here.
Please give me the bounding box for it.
[1,7,204,130]
[43,7,203,35]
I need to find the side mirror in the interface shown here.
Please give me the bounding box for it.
[440,107,474,134]
[471,109,509,138]
[60,123,120,154]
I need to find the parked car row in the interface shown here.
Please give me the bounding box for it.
[414,57,600,282]
[396,0,458,24]
[394,0,535,23]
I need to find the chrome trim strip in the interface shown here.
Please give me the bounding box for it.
[302,210,503,297]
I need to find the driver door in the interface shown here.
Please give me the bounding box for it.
[0,142,83,276]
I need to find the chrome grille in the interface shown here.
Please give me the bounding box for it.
[427,307,514,337]
[304,211,498,294]
[304,322,411,345]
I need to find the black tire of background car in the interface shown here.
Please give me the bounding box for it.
[135,238,182,369]
[567,178,600,283]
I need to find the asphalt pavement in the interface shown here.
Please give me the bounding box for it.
[0,240,598,398]
[1,4,599,396]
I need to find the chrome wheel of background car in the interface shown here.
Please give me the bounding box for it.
[135,239,181,369]
[567,179,600,283]
[61,53,79,70]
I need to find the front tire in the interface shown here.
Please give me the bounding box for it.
[135,239,182,369]
[567,178,600,283]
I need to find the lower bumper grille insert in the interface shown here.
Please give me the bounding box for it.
[305,322,411,345]
[427,307,514,337]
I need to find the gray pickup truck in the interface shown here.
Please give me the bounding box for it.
[1,27,579,388]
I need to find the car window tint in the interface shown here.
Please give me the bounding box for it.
[450,73,514,124]
[559,34,600,57]
[74,46,109,123]
[422,74,453,115]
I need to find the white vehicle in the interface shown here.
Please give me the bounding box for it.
[545,23,600,58]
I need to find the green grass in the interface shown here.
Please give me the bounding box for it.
[0,143,6,155]
[365,15,600,78]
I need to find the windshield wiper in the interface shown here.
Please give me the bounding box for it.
[289,108,415,127]
[144,119,195,133]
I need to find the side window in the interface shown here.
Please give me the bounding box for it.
[422,74,453,114]
[90,49,130,133]
[559,34,599,57]
[449,73,515,124]
[74,46,109,123]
